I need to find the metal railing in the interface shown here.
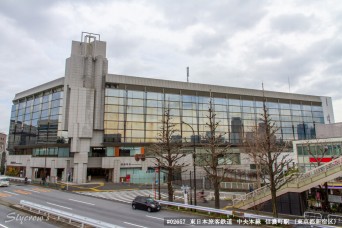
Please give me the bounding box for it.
[232,157,342,207]
[304,211,323,219]
[20,200,121,228]
[7,176,31,183]
[157,200,233,216]
[220,182,257,190]
[207,191,244,200]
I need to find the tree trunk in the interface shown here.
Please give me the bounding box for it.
[269,172,278,218]
[324,182,329,212]
[167,169,174,202]
[214,178,220,209]
[256,163,261,189]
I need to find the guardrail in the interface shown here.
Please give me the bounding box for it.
[7,176,32,183]
[220,182,257,190]
[207,191,244,200]
[7,176,64,189]
[304,211,323,219]
[157,200,233,216]
[20,200,121,228]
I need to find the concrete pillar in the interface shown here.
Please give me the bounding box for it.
[73,163,88,184]
[25,159,32,178]
[111,159,121,183]
[50,160,56,182]
[111,168,115,183]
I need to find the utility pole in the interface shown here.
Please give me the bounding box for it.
[182,121,197,206]
[158,165,161,200]
[189,171,192,205]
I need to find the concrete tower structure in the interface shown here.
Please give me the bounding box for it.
[62,33,108,183]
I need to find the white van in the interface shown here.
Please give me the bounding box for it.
[0,176,10,187]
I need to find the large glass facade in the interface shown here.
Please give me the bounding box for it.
[104,86,324,144]
[8,87,65,154]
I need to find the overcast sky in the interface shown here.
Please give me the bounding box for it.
[0,0,341,134]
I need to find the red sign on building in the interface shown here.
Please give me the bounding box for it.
[309,157,332,163]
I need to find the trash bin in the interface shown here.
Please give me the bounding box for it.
[88,175,91,182]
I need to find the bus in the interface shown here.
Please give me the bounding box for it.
[0,176,10,187]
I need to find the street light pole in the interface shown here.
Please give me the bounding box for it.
[182,121,197,206]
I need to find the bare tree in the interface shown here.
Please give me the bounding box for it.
[244,126,263,189]
[198,99,232,209]
[149,109,188,202]
[303,140,330,168]
[251,92,295,218]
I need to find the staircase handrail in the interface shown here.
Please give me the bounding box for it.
[297,156,342,181]
[232,156,342,206]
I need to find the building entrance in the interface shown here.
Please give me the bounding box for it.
[87,168,106,181]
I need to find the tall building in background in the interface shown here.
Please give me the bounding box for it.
[231,117,243,144]
[7,33,335,183]
[0,133,6,152]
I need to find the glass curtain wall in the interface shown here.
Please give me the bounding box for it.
[8,87,64,153]
[104,87,324,144]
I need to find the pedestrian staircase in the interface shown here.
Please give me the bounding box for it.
[232,156,342,210]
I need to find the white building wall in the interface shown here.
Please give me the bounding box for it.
[320,96,335,124]
[316,123,342,138]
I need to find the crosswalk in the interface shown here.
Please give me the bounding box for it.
[0,187,52,198]
[77,190,183,203]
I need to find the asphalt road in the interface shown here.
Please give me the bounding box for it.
[0,183,253,227]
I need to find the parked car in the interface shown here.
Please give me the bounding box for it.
[132,196,161,212]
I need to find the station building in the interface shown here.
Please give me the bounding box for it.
[6,33,335,183]
[293,123,342,172]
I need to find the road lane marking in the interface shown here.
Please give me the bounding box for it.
[68,199,95,205]
[13,190,31,195]
[3,191,19,195]
[46,202,72,210]
[32,188,51,192]
[0,223,9,228]
[146,215,164,220]
[0,193,11,197]
[123,222,148,228]
[23,188,41,193]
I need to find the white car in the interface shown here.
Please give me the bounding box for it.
[0,176,10,187]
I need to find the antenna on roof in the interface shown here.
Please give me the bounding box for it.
[81,32,101,43]
[187,67,189,83]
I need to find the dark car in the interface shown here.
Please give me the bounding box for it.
[132,196,161,212]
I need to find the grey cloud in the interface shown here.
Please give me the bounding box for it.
[324,62,342,76]
[322,38,342,62]
[152,0,268,30]
[242,40,328,92]
[106,31,143,59]
[271,13,314,33]
[0,0,57,38]
[187,32,228,56]
[256,43,291,59]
